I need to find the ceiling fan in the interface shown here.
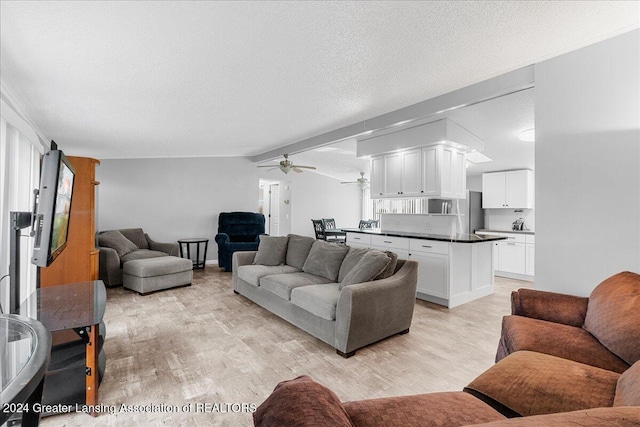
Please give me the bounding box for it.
[341,172,369,189]
[257,154,316,174]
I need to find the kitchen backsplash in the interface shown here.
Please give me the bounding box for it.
[484,209,535,232]
[380,213,457,235]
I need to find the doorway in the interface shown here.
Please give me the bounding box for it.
[259,180,280,236]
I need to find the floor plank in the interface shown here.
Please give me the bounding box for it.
[42,269,531,426]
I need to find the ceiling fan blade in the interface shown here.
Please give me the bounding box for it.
[257,164,279,168]
[292,167,304,173]
[294,165,316,170]
[340,181,356,184]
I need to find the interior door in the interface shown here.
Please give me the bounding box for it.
[269,183,280,236]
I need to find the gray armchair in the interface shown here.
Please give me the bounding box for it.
[97,228,179,287]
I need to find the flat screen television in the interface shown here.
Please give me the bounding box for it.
[32,150,76,267]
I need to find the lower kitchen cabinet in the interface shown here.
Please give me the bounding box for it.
[477,231,534,281]
[410,251,449,299]
[346,233,495,308]
[498,241,526,274]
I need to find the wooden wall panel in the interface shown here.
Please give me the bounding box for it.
[40,156,100,287]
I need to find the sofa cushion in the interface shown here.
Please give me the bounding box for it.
[253,375,353,427]
[237,264,299,287]
[120,249,169,267]
[499,315,629,373]
[344,391,505,427]
[253,235,289,266]
[99,230,138,257]
[260,272,334,301]
[583,271,640,366]
[475,407,640,427]
[291,283,341,321]
[338,248,370,282]
[285,234,315,269]
[302,240,349,281]
[340,250,391,289]
[614,360,640,406]
[464,351,619,417]
[375,251,398,280]
[119,228,149,250]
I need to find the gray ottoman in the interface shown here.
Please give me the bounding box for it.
[123,256,193,295]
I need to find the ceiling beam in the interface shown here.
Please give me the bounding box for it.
[250,65,534,163]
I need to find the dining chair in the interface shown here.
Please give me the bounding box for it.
[311,219,326,240]
[322,218,346,243]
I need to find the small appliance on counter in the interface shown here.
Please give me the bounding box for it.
[512,218,525,231]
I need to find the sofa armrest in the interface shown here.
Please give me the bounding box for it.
[511,288,588,327]
[215,233,230,245]
[98,246,123,287]
[464,351,619,417]
[146,235,180,256]
[335,260,418,354]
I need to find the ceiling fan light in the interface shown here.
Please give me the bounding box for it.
[518,128,535,142]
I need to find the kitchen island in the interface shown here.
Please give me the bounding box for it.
[342,229,506,308]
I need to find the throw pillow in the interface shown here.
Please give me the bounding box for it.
[98,230,138,257]
[338,247,370,282]
[285,234,315,269]
[583,271,640,366]
[119,228,149,249]
[375,251,398,280]
[253,375,353,427]
[253,235,289,266]
[614,360,640,406]
[302,240,349,281]
[340,250,392,289]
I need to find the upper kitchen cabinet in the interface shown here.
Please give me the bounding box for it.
[482,170,534,209]
[422,145,466,199]
[359,118,479,199]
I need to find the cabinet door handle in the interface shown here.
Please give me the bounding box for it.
[384,240,393,243]
[507,243,516,246]
[421,245,432,248]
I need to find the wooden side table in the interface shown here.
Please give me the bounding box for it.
[178,238,209,269]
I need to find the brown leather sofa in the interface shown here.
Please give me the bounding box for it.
[253,271,640,426]
[253,354,640,426]
[497,271,640,373]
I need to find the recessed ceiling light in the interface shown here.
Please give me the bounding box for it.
[518,128,535,142]
[467,152,493,163]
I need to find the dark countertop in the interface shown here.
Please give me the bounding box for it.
[476,229,535,235]
[341,228,507,243]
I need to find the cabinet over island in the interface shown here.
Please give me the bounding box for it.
[343,229,507,308]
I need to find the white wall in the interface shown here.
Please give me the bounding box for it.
[97,157,361,261]
[289,171,362,238]
[535,29,640,296]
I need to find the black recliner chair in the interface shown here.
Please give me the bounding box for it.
[214,212,265,272]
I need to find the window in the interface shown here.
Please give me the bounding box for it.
[363,187,428,221]
[0,98,47,313]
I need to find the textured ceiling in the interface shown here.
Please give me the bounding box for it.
[1,1,638,160]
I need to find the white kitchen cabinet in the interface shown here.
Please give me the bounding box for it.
[476,231,534,280]
[347,232,495,308]
[410,251,449,299]
[422,146,466,199]
[382,152,402,196]
[409,240,450,299]
[401,148,422,196]
[498,241,526,274]
[370,145,466,199]
[346,232,371,249]
[370,156,384,197]
[525,244,535,276]
[525,234,535,276]
[482,170,534,209]
[370,235,410,259]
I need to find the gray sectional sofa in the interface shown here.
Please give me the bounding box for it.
[232,234,418,357]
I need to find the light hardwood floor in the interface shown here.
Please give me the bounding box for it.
[42,268,531,426]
